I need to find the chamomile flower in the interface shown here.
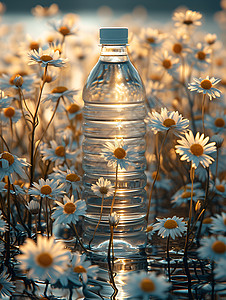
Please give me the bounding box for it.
[147,107,189,135]
[140,27,166,50]
[101,138,137,170]
[42,86,78,103]
[1,106,22,124]
[49,18,78,37]
[171,183,205,207]
[205,112,226,134]
[0,180,26,195]
[91,177,114,198]
[28,48,68,67]
[17,235,70,282]
[146,171,172,191]
[175,131,216,168]
[70,252,98,284]
[0,152,29,183]
[214,178,226,197]
[126,270,170,300]
[31,3,59,17]
[0,269,15,298]
[0,211,7,233]
[0,95,13,108]
[173,9,202,28]
[188,76,221,100]
[0,73,37,92]
[109,212,120,227]
[205,33,217,46]
[66,102,82,119]
[28,178,65,200]
[214,258,226,280]
[210,212,226,234]
[166,31,191,57]
[40,140,77,166]
[52,195,86,225]
[152,50,180,76]
[198,235,226,261]
[153,216,187,239]
[191,43,211,70]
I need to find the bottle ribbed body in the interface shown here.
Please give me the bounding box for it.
[82,46,147,256]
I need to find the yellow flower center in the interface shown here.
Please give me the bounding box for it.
[164,219,178,229]
[203,217,212,224]
[9,74,24,87]
[152,171,161,181]
[190,143,204,156]
[150,74,162,81]
[67,104,80,114]
[1,152,14,166]
[73,265,87,273]
[214,118,225,128]
[200,79,212,90]
[197,51,206,61]
[163,118,176,127]
[183,19,193,25]
[140,278,155,293]
[30,41,39,51]
[99,186,109,195]
[44,75,53,83]
[40,55,53,62]
[59,26,70,36]
[40,185,52,195]
[173,43,183,54]
[212,241,226,254]
[162,59,172,69]
[181,191,196,198]
[55,146,65,157]
[51,86,68,93]
[36,252,53,268]
[114,147,126,159]
[66,173,80,182]
[146,37,155,44]
[216,184,225,193]
[4,107,15,118]
[64,202,76,214]
[146,225,153,232]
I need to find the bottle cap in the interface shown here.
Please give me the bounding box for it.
[100,27,128,45]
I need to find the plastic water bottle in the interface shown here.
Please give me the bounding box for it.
[82,27,147,257]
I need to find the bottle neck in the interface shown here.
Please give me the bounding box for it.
[100,45,129,62]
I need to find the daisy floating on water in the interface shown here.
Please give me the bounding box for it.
[188,76,221,100]
[0,269,15,298]
[91,177,114,198]
[198,235,226,261]
[210,212,226,234]
[17,235,70,282]
[101,138,137,170]
[153,216,187,239]
[146,107,189,135]
[28,48,68,67]
[28,178,65,200]
[127,270,170,300]
[52,195,86,225]
[175,131,216,168]
[0,152,29,183]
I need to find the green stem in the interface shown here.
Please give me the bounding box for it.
[202,93,206,134]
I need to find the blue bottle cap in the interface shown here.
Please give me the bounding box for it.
[100,27,128,45]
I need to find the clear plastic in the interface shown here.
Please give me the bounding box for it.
[82,44,147,257]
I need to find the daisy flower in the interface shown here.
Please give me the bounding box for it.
[214,258,226,280]
[28,178,65,200]
[28,48,68,67]
[66,102,82,120]
[146,107,189,135]
[17,235,70,282]
[52,195,86,225]
[166,31,191,57]
[0,180,26,196]
[0,95,13,109]
[0,211,7,233]
[146,223,155,240]
[205,33,217,46]
[109,212,120,227]
[42,86,78,103]
[31,3,59,17]
[146,171,172,191]
[126,270,170,300]
[91,177,114,198]
[0,269,15,298]
[101,138,137,170]
[1,106,22,125]
[0,73,37,92]
[191,43,211,70]
[205,112,226,134]
[210,212,226,234]
[214,178,226,197]
[140,27,166,50]
[49,167,81,194]
[0,152,29,183]
[188,76,221,100]
[175,131,216,168]
[197,235,226,261]
[69,252,98,284]
[49,18,78,37]
[26,200,40,215]
[40,140,77,166]
[171,183,205,207]
[153,216,187,239]
[152,50,180,76]
[173,9,202,28]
